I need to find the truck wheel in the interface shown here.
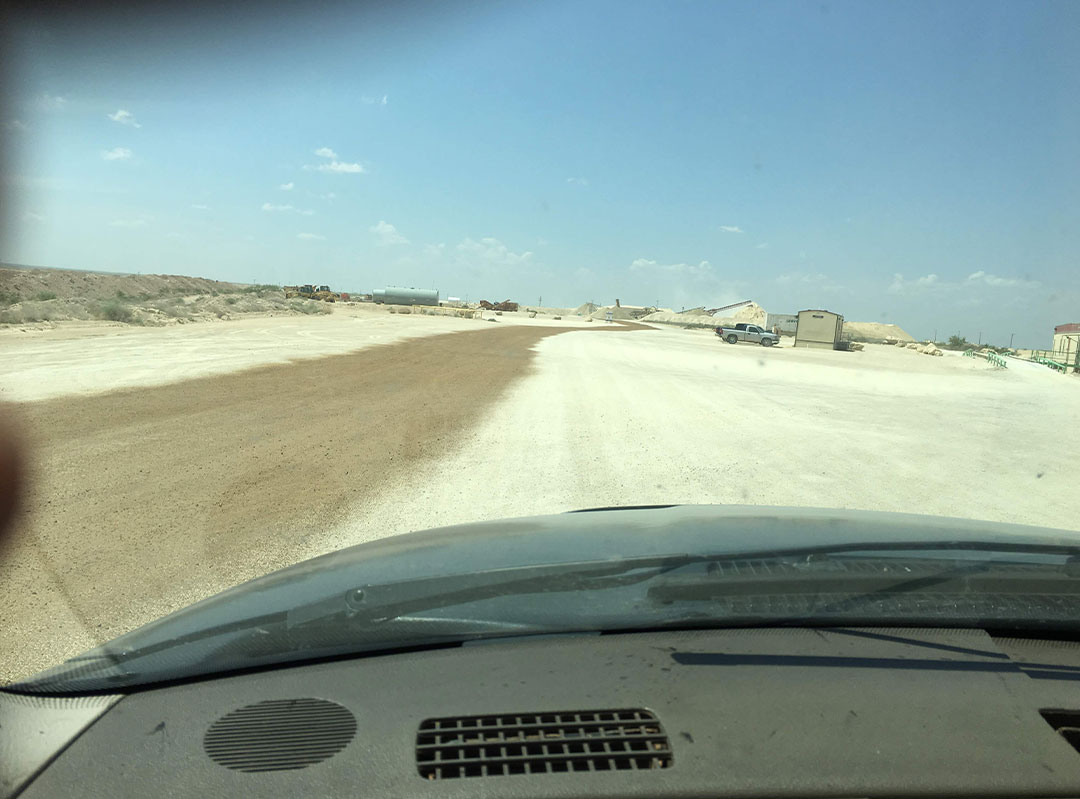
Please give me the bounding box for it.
[761,338,774,347]
[726,334,739,344]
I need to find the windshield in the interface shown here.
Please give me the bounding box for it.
[1,1,1078,692]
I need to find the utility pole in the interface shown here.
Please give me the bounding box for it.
[1009,332,1015,349]
[978,331,982,346]
[933,328,937,343]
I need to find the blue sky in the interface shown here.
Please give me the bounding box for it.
[3,0,1078,347]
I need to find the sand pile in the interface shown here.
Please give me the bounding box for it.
[730,302,768,325]
[574,302,599,316]
[588,305,635,321]
[642,301,768,330]
[640,310,719,329]
[844,322,915,343]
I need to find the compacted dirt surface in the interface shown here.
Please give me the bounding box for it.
[0,323,641,682]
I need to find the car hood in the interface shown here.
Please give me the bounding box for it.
[9,505,1080,693]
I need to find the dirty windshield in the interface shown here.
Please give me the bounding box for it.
[1,0,1078,688]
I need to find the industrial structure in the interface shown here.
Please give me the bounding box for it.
[794,309,844,350]
[372,287,439,306]
[1052,323,1080,372]
[766,313,799,335]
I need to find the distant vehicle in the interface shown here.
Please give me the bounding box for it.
[716,323,779,347]
[284,285,336,302]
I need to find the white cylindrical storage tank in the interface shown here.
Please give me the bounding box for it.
[373,287,439,306]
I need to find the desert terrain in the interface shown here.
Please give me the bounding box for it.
[1,273,1077,683]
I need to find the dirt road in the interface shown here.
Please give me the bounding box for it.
[3,320,1077,684]
[0,324,636,682]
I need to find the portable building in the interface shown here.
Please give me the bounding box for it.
[794,309,844,350]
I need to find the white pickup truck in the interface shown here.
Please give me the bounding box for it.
[715,323,780,347]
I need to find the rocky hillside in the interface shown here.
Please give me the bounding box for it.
[0,264,331,327]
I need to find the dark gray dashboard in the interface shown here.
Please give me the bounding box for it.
[16,627,1080,797]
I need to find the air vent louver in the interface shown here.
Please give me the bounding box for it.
[204,698,356,772]
[1041,710,1080,752]
[416,708,672,780]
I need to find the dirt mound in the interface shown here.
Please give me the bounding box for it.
[1,264,242,301]
[574,302,599,316]
[731,302,768,325]
[0,264,334,327]
[640,310,717,329]
[844,322,915,343]
[588,305,634,321]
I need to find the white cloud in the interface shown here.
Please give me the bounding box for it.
[776,272,828,284]
[101,147,133,161]
[966,270,1040,288]
[370,220,409,246]
[423,243,446,258]
[566,177,589,186]
[314,160,365,174]
[297,232,325,240]
[5,120,29,132]
[261,202,314,215]
[314,147,338,158]
[320,192,337,201]
[457,237,533,266]
[362,95,389,105]
[107,109,141,128]
[719,225,744,234]
[191,203,210,210]
[38,94,66,111]
[755,243,769,249]
[888,273,945,294]
[109,218,146,228]
[631,258,713,278]
[22,211,44,222]
[279,182,294,191]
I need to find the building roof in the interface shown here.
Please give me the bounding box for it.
[1055,322,1080,334]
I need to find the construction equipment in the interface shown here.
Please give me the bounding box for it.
[284,284,337,301]
[284,284,316,299]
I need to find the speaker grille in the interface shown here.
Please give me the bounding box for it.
[204,698,357,772]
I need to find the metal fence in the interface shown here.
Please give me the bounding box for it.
[964,349,1008,369]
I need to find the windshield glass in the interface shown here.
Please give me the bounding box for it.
[1,1,1078,692]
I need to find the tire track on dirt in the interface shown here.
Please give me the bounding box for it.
[0,323,643,682]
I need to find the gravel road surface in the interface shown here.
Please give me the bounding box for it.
[0,323,636,682]
[1,321,1077,683]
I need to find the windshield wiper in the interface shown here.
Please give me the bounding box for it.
[26,540,1080,682]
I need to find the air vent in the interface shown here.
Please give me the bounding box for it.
[1041,710,1080,752]
[416,708,672,780]
[204,698,357,772]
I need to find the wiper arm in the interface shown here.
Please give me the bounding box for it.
[42,541,1080,671]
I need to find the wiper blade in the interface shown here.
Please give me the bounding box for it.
[23,539,1080,687]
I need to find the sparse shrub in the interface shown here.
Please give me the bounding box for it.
[34,291,58,301]
[226,296,238,305]
[99,300,134,322]
[288,300,331,315]
[0,290,19,307]
[115,290,129,300]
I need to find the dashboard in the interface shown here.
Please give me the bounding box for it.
[8,626,1080,797]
